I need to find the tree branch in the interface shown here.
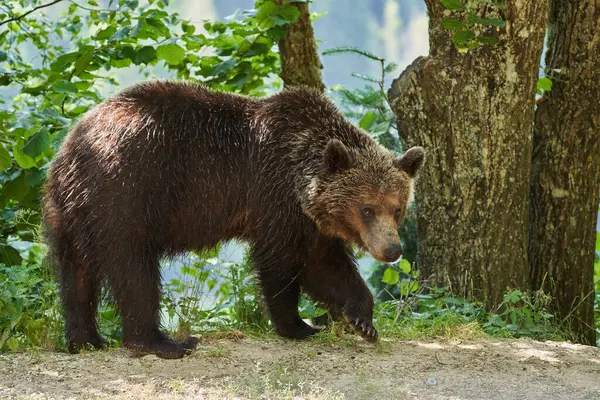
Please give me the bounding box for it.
[0,0,64,27]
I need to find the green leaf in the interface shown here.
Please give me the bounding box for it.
[596,233,600,251]
[0,51,7,62]
[452,30,475,44]
[440,0,466,10]
[156,44,185,65]
[50,52,79,72]
[275,5,301,25]
[111,58,132,68]
[537,77,553,92]
[442,18,467,30]
[13,146,36,169]
[398,259,411,274]
[484,18,505,27]
[74,50,94,74]
[22,127,50,160]
[181,21,195,35]
[400,280,419,295]
[477,35,499,45]
[0,146,10,172]
[468,13,506,27]
[358,111,378,131]
[213,34,243,50]
[211,59,237,76]
[0,171,27,205]
[382,267,400,285]
[0,245,22,267]
[134,46,156,65]
[93,26,116,40]
[52,80,78,93]
[110,26,131,41]
[310,11,327,21]
[255,1,279,29]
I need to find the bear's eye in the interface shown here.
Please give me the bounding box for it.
[361,207,375,219]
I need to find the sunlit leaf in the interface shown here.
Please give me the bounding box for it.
[382,267,400,285]
[359,111,378,131]
[156,43,185,65]
[22,127,50,160]
[399,259,411,274]
[537,77,553,92]
[0,146,11,172]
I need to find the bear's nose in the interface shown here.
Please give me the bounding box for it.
[384,243,403,262]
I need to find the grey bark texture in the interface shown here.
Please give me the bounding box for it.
[529,0,600,346]
[387,0,549,308]
[274,0,325,92]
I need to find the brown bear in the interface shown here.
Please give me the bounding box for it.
[43,80,424,359]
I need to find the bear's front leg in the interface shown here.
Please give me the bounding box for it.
[301,236,378,342]
[250,243,321,340]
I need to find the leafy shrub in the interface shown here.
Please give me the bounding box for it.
[0,260,63,350]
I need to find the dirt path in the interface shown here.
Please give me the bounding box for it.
[1,334,599,399]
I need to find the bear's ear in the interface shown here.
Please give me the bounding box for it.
[324,138,352,173]
[394,146,425,177]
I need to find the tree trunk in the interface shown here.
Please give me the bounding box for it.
[274,0,325,92]
[529,0,600,346]
[387,0,549,308]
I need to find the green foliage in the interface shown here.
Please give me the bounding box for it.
[439,0,506,52]
[373,287,563,342]
[380,259,419,299]
[0,259,63,351]
[536,77,553,95]
[322,46,400,153]
[160,247,271,339]
[483,289,560,339]
[160,247,230,338]
[218,250,271,332]
[374,288,486,340]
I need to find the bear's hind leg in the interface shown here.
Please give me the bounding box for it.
[251,245,320,340]
[59,246,107,354]
[105,252,192,359]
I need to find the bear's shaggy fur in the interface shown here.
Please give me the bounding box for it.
[43,80,424,358]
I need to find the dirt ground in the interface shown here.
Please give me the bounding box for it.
[1,334,599,400]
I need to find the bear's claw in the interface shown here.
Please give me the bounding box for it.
[345,315,378,342]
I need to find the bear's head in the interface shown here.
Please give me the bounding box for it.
[304,139,424,263]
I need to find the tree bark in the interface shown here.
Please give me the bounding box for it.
[387,0,549,308]
[274,0,325,92]
[529,0,600,346]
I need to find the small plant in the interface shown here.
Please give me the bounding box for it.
[0,260,63,351]
[160,246,235,337]
[439,0,506,52]
[483,289,559,340]
[322,46,400,153]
